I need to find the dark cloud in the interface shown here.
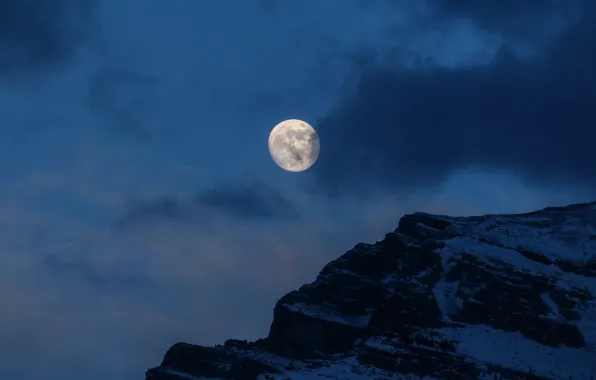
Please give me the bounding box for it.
[118,182,297,227]
[435,0,583,36]
[195,182,297,219]
[121,196,184,223]
[308,1,596,196]
[0,0,96,76]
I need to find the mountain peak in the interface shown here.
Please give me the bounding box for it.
[146,201,596,380]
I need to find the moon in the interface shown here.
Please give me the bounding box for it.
[268,119,320,172]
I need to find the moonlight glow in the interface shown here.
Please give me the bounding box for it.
[268,119,320,172]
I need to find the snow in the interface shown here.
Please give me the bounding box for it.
[283,302,371,327]
[576,301,596,351]
[421,208,596,379]
[433,277,462,321]
[160,368,213,379]
[362,335,401,352]
[431,324,596,379]
[437,218,595,292]
[540,292,565,321]
[233,345,294,369]
[466,212,596,264]
[432,241,463,321]
[434,213,596,348]
[257,356,443,380]
[441,234,555,278]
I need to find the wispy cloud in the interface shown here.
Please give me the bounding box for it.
[117,180,298,229]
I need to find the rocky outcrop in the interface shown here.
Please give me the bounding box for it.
[146,342,280,380]
[146,201,596,379]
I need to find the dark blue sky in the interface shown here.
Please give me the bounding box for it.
[0,1,594,379]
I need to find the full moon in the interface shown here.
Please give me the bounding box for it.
[268,119,320,172]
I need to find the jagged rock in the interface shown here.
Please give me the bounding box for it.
[145,343,281,380]
[146,201,596,379]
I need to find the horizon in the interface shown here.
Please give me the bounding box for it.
[0,1,594,379]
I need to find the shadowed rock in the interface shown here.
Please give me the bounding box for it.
[146,201,596,380]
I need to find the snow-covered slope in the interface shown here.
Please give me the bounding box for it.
[146,202,596,380]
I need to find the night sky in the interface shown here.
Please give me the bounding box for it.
[1,1,594,379]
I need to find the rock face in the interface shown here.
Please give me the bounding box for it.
[146,202,596,380]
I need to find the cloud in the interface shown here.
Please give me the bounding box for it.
[0,0,96,77]
[435,0,583,36]
[307,0,596,196]
[196,181,298,219]
[117,181,298,228]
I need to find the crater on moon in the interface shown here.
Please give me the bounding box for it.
[268,119,320,172]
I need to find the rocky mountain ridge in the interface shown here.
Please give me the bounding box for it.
[146,201,596,379]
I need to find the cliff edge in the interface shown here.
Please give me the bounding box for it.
[146,202,596,380]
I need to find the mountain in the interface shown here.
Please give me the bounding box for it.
[145,202,596,380]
